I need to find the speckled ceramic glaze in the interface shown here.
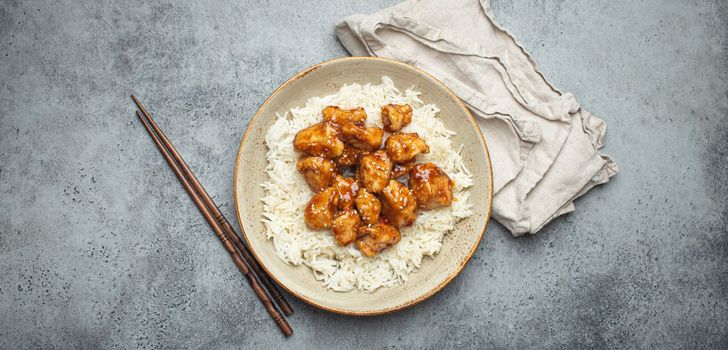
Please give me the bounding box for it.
[234,57,492,315]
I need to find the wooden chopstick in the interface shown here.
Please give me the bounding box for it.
[131,95,294,317]
[133,108,292,337]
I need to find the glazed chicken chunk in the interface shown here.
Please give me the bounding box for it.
[341,123,384,152]
[304,187,338,230]
[391,160,415,179]
[356,150,393,194]
[335,145,367,167]
[296,156,338,192]
[293,122,345,159]
[331,209,362,246]
[354,188,382,225]
[380,104,412,132]
[331,175,359,210]
[385,132,429,163]
[356,223,401,257]
[409,163,454,209]
[322,106,367,126]
[380,179,418,227]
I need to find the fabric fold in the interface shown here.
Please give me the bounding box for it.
[335,0,617,236]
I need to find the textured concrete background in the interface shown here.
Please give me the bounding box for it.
[0,0,726,348]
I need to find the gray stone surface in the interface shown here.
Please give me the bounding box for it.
[0,0,726,348]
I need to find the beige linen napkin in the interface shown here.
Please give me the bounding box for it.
[336,0,618,236]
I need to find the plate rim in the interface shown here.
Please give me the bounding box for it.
[233,56,493,316]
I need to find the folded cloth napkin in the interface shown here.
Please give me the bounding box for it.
[336,0,618,236]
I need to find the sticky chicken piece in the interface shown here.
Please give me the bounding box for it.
[296,156,338,192]
[356,150,393,194]
[331,175,359,210]
[380,104,412,132]
[341,123,384,152]
[331,209,362,246]
[391,160,415,179]
[354,188,381,225]
[356,223,401,257]
[409,163,454,209]
[322,106,367,126]
[384,132,430,163]
[293,122,345,159]
[304,187,338,229]
[335,145,367,167]
[380,179,418,227]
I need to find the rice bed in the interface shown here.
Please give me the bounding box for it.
[261,76,473,292]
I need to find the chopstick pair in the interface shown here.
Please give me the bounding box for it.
[131,95,293,337]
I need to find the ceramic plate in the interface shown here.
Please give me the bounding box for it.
[234,57,492,315]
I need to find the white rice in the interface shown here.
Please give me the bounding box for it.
[261,76,473,292]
